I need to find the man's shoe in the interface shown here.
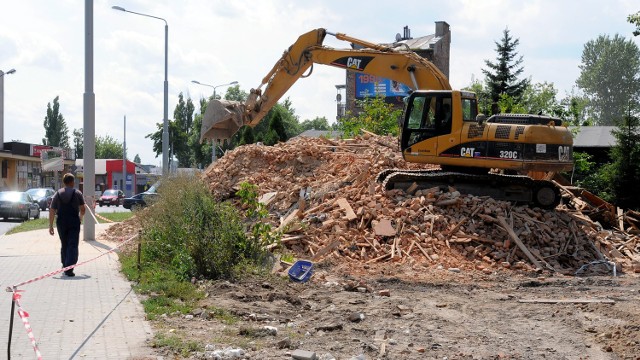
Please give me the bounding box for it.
[64,270,75,277]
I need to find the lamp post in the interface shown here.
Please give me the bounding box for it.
[0,68,16,151]
[112,5,169,175]
[191,80,238,163]
[191,80,238,100]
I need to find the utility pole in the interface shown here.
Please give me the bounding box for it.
[83,0,96,241]
[123,115,127,196]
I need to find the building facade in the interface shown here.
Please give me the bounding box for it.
[0,142,74,190]
[338,22,451,119]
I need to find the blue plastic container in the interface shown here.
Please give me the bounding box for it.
[288,260,314,282]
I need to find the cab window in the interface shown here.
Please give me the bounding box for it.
[461,98,478,121]
[406,97,425,129]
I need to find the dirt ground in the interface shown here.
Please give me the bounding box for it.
[147,261,640,360]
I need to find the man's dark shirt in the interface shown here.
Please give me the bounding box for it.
[51,187,85,221]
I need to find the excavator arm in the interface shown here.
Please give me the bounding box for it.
[201,28,451,142]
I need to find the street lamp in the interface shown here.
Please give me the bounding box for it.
[191,80,238,100]
[191,80,238,163]
[0,68,16,151]
[112,5,169,175]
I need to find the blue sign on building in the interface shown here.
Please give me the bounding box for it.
[354,73,410,101]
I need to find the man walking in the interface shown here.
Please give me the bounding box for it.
[49,173,85,277]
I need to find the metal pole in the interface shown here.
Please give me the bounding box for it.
[123,115,126,196]
[212,88,216,164]
[162,23,169,175]
[0,70,4,151]
[83,0,96,241]
[8,295,15,359]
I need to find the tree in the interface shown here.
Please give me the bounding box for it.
[267,110,287,145]
[43,96,70,148]
[300,116,330,131]
[610,110,640,209]
[629,11,640,36]
[519,82,564,116]
[147,93,195,167]
[560,89,590,126]
[482,28,529,109]
[133,154,141,163]
[95,135,124,159]
[188,98,214,168]
[72,128,83,159]
[462,77,492,115]
[238,126,255,145]
[576,34,640,126]
[337,96,402,137]
[224,85,248,102]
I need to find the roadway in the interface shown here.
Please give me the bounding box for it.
[0,204,130,235]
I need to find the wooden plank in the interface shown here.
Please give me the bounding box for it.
[497,216,543,270]
[258,191,278,206]
[519,298,615,304]
[277,209,301,232]
[311,240,341,261]
[406,182,418,195]
[365,253,391,264]
[414,241,433,261]
[617,207,625,231]
[446,218,467,237]
[336,198,357,221]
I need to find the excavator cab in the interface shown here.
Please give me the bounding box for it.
[401,90,476,158]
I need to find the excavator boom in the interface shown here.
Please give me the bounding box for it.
[200,28,450,143]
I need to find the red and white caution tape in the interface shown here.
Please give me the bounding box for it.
[11,290,43,360]
[7,233,139,291]
[83,203,116,224]
[84,203,99,225]
[6,233,140,359]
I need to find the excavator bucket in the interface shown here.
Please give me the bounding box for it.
[200,99,246,143]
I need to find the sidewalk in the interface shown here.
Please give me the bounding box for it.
[0,224,157,359]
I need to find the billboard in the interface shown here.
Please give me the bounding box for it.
[41,149,65,171]
[354,74,411,103]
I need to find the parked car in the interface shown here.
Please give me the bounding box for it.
[123,192,158,210]
[0,191,40,221]
[26,188,55,211]
[98,189,125,207]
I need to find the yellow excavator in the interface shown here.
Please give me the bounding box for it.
[201,28,574,208]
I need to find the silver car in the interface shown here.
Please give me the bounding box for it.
[0,191,41,221]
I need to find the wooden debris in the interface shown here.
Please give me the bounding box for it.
[519,298,615,304]
[190,133,639,273]
[497,216,543,270]
[336,198,357,221]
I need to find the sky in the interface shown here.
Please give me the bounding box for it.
[1,0,638,166]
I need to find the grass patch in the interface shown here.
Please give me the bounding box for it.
[209,307,239,325]
[5,211,134,235]
[142,296,192,320]
[95,211,134,222]
[5,218,48,234]
[152,333,200,357]
[120,253,203,321]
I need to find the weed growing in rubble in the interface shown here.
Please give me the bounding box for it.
[136,174,267,281]
[237,181,281,249]
[152,333,200,357]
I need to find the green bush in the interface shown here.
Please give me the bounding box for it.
[140,173,265,280]
[337,96,401,137]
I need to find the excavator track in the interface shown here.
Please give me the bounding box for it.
[377,169,561,209]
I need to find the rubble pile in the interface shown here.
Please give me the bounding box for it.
[202,134,640,274]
